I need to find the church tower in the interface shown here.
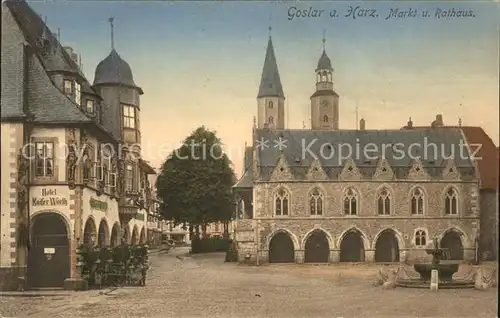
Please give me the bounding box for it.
[310,32,339,130]
[257,27,285,129]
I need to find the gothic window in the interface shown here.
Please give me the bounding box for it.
[123,105,136,129]
[323,115,328,122]
[444,187,458,215]
[309,188,323,215]
[238,198,245,218]
[377,188,391,215]
[343,188,358,215]
[415,230,427,247]
[268,116,274,124]
[268,101,273,109]
[34,142,54,177]
[274,188,289,216]
[410,187,424,215]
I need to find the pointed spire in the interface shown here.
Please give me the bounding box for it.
[108,17,115,50]
[316,30,332,71]
[257,30,284,99]
[322,30,326,51]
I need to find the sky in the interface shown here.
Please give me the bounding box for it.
[29,1,499,177]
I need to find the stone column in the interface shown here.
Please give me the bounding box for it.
[258,249,269,265]
[430,269,439,291]
[365,249,375,262]
[295,250,304,263]
[329,250,340,263]
[64,187,87,291]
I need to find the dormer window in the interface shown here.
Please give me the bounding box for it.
[86,100,95,114]
[64,80,73,95]
[123,105,136,129]
[74,82,81,106]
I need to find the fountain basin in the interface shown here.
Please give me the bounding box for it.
[413,263,459,282]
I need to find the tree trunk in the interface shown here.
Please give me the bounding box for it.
[189,225,194,242]
[194,225,200,240]
[223,222,229,239]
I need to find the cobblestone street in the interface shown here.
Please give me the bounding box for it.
[1,248,498,317]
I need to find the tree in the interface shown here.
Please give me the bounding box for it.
[156,126,236,238]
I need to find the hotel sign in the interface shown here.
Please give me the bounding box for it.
[32,188,69,207]
[90,198,108,212]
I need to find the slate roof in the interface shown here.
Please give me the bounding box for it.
[317,50,332,71]
[257,37,285,99]
[233,147,253,188]
[3,0,115,139]
[253,128,476,181]
[93,49,143,94]
[403,125,499,189]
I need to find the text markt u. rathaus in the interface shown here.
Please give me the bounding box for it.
[0,0,163,290]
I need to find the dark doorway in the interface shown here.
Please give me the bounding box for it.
[83,218,96,246]
[110,224,120,247]
[139,227,146,244]
[269,232,295,263]
[97,220,108,248]
[131,227,139,245]
[304,230,330,263]
[27,212,70,288]
[123,226,130,244]
[339,230,365,262]
[374,229,400,262]
[440,230,464,260]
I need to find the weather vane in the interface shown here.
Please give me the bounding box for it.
[108,17,115,50]
[322,30,326,50]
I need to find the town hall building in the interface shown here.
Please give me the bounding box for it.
[233,32,487,265]
[1,0,157,290]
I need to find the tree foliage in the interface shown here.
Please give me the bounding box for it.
[156,126,236,228]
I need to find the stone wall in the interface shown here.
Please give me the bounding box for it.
[479,189,498,260]
[235,180,479,264]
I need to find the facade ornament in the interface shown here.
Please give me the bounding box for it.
[116,157,124,198]
[96,144,104,196]
[80,129,88,145]
[17,148,30,248]
[82,146,92,183]
[67,142,77,188]
[17,148,29,211]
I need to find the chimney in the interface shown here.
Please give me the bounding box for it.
[359,118,365,131]
[63,46,79,65]
[407,117,413,129]
[435,114,443,127]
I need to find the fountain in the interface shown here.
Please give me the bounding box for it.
[396,236,475,289]
[413,236,458,282]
